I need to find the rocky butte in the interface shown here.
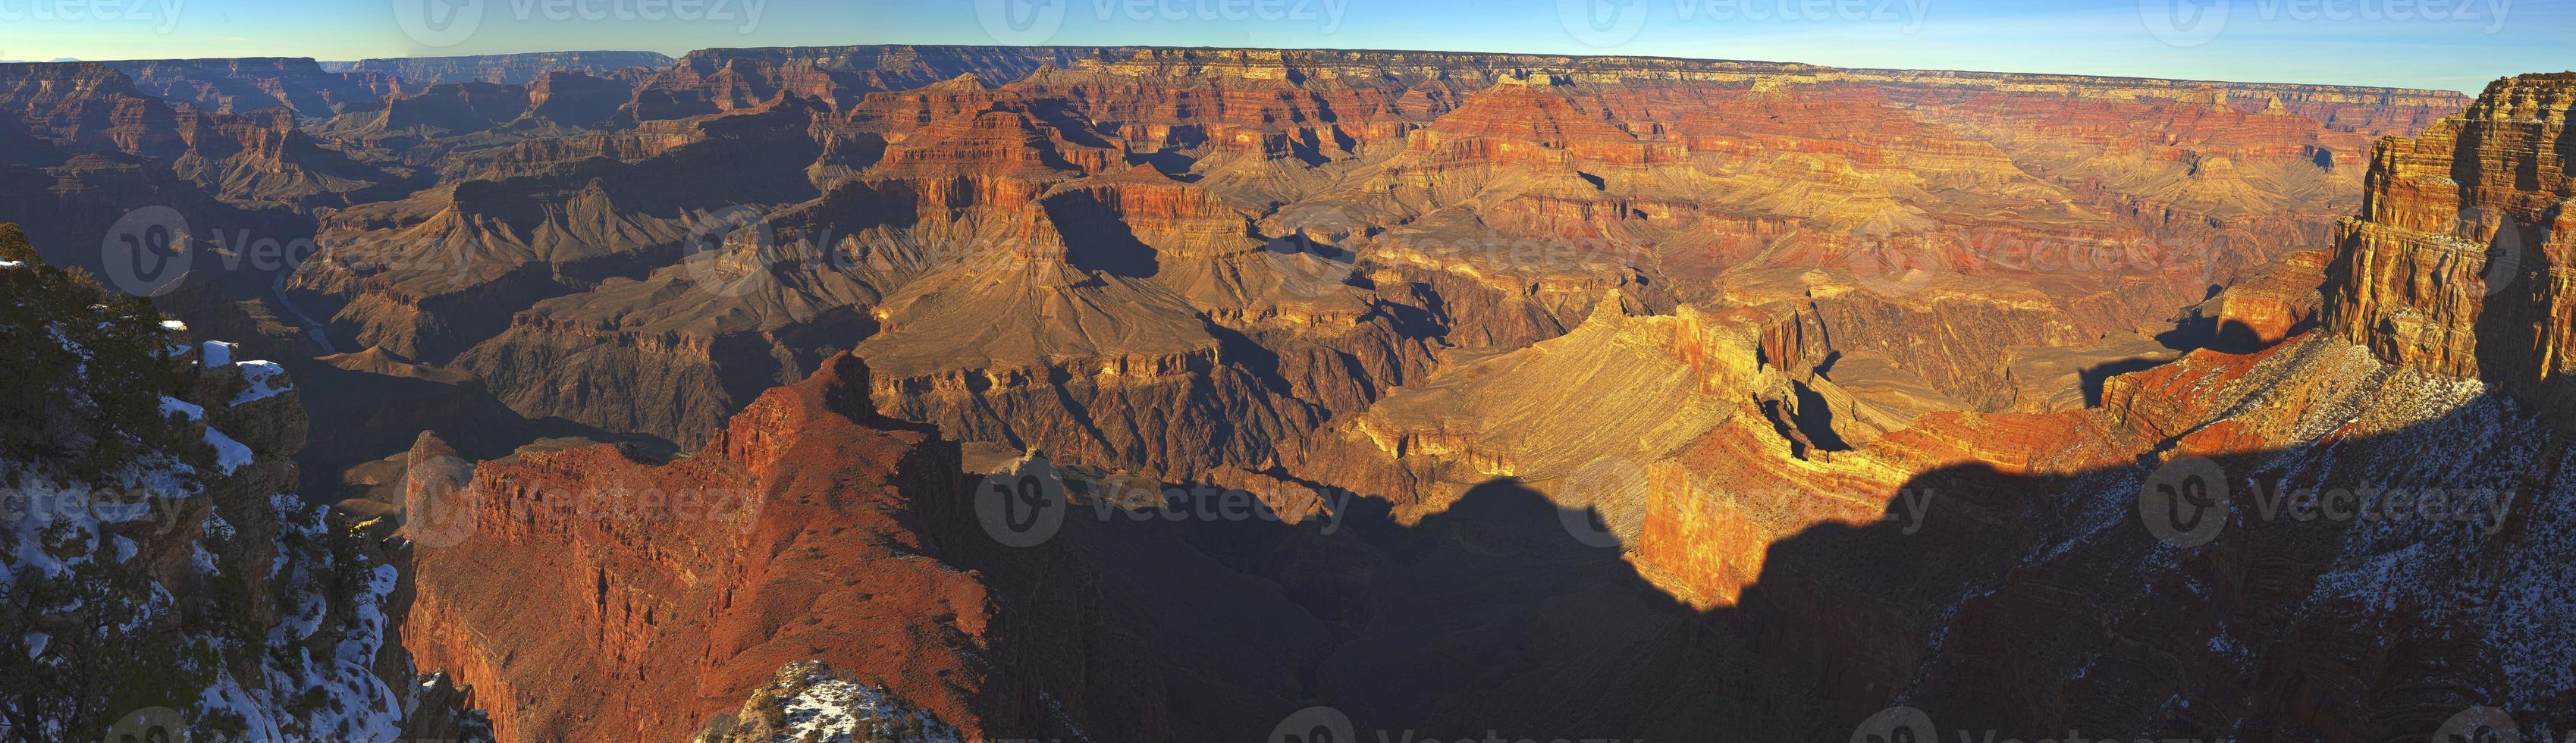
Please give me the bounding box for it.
[0,45,2566,742]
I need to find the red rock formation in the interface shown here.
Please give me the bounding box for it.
[401,354,1156,741]
[2326,73,2574,408]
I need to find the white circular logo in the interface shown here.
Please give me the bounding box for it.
[2477,215,2526,298]
[395,0,485,48]
[2433,707,2521,743]
[1554,457,1643,550]
[2138,456,2229,548]
[1558,0,1649,48]
[1260,211,1368,298]
[405,453,481,549]
[1850,706,1937,743]
[975,0,1067,45]
[2138,0,2230,47]
[976,457,1068,548]
[1845,234,1948,298]
[1268,705,1357,743]
[100,206,192,296]
[1260,237,1360,298]
[682,206,777,298]
[107,706,187,743]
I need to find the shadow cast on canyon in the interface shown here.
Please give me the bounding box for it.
[933,390,2561,743]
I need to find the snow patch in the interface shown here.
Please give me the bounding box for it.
[775,672,963,743]
[202,426,253,475]
[159,396,203,422]
[230,360,290,405]
[199,340,236,368]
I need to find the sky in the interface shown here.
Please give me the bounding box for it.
[0,0,2563,92]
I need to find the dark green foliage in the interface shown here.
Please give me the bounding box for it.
[0,224,196,487]
[0,222,217,738]
[0,224,34,264]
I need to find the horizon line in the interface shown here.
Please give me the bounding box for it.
[5,42,2528,96]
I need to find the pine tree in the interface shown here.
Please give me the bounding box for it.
[0,223,36,264]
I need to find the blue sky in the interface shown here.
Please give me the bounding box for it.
[0,0,2562,91]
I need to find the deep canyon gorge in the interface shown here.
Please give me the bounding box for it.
[0,42,2567,742]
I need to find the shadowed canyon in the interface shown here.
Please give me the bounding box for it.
[0,43,2568,742]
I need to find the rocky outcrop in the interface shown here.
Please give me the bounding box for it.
[0,250,464,740]
[1666,75,2574,740]
[691,660,963,743]
[246,43,2470,501]
[2325,73,2574,413]
[20,41,2555,743]
[325,52,675,85]
[400,354,1156,742]
[97,57,406,115]
[0,63,404,207]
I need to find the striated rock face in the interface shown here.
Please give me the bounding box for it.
[324,52,676,85]
[2325,73,2575,412]
[0,63,406,208]
[31,45,2574,743]
[399,354,1156,742]
[1243,71,2574,741]
[260,45,2463,475]
[622,45,1112,119]
[96,57,407,116]
[1701,78,2573,736]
